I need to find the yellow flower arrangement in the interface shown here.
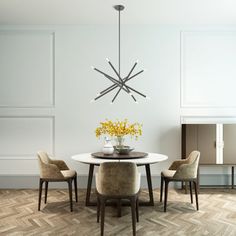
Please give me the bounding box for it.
[95,119,142,139]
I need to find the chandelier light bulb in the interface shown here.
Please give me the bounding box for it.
[91,66,95,70]
[106,58,110,62]
[146,96,151,100]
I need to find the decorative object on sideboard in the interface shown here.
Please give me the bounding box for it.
[91,5,150,104]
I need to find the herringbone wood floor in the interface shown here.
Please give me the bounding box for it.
[1,188,236,236]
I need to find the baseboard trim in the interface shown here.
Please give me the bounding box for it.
[0,174,235,189]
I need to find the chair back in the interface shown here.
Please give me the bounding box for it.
[96,162,140,196]
[37,151,62,179]
[38,151,50,164]
[173,151,200,179]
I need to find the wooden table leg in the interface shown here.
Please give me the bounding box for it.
[141,164,154,206]
[86,164,95,206]
[232,166,234,189]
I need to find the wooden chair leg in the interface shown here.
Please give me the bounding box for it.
[184,181,188,194]
[193,181,199,210]
[38,179,44,211]
[100,198,106,236]
[164,179,169,212]
[117,199,122,217]
[160,176,164,202]
[130,196,136,236]
[97,196,100,223]
[136,197,139,222]
[74,175,78,202]
[45,181,48,204]
[68,179,73,212]
[189,181,193,204]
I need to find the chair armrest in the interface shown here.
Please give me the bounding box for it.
[40,163,64,179]
[168,159,189,170]
[173,163,197,180]
[50,160,69,170]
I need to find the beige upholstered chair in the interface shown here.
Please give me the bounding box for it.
[96,162,140,236]
[37,151,78,212]
[160,150,200,212]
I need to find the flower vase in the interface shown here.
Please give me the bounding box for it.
[115,136,125,148]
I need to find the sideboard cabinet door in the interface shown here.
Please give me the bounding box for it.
[184,124,216,164]
[223,124,236,164]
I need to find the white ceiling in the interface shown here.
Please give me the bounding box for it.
[0,0,236,25]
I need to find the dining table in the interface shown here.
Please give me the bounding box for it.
[71,152,168,207]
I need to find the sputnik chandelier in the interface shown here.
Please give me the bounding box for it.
[91,5,150,104]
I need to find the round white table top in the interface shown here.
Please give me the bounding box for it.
[71,152,168,165]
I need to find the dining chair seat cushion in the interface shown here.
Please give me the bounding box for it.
[61,170,76,179]
[96,162,141,196]
[161,170,176,178]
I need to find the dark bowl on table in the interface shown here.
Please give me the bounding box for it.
[114,146,134,155]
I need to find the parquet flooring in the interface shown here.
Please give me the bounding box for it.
[1,188,236,235]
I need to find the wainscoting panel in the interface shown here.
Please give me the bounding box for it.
[0,116,54,159]
[181,31,236,108]
[0,31,55,108]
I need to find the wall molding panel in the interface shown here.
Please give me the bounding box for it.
[181,31,236,108]
[181,116,236,124]
[0,31,55,108]
[0,116,55,160]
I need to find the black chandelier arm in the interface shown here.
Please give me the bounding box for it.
[100,76,128,94]
[111,86,123,103]
[125,69,144,83]
[99,83,117,95]
[107,60,123,82]
[126,62,138,79]
[93,67,128,93]
[98,68,144,96]
[103,74,129,93]
[131,94,137,102]
[93,85,119,101]
[93,67,120,84]
[125,85,147,98]
[118,68,144,99]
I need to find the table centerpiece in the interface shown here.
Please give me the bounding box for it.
[95,119,142,154]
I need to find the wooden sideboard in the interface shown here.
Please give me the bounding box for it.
[182,124,236,188]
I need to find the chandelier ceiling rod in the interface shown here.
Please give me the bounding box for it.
[117,5,122,76]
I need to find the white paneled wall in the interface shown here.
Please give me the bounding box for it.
[0,116,54,158]
[0,25,236,188]
[0,31,55,107]
[181,31,236,108]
